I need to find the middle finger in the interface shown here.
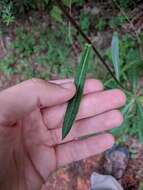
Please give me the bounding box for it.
[42,89,126,129]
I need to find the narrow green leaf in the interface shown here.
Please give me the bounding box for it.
[136,100,143,143]
[111,32,120,80]
[126,49,139,91]
[62,44,91,139]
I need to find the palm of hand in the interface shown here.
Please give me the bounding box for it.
[0,109,56,190]
[0,79,125,190]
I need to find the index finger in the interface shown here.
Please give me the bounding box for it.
[0,78,75,126]
[50,78,104,94]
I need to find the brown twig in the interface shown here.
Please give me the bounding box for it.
[54,0,125,89]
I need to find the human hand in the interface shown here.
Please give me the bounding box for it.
[0,78,125,190]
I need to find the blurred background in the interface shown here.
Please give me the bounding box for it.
[0,0,143,189]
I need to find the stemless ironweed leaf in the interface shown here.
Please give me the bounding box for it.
[111,32,120,81]
[62,44,91,139]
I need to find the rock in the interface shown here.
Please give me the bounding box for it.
[103,145,129,180]
[90,172,123,190]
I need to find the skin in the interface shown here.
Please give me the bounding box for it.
[0,78,126,190]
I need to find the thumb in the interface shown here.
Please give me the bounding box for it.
[0,78,76,126]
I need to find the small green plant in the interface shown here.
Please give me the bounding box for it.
[96,19,106,31]
[109,15,127,29]
[79,12,90,33]
[51,5,63,23]
[1,2,15,25]
[116,0,135,10]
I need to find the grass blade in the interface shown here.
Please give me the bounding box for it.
[62,43,91,139]
[111,32,120,80]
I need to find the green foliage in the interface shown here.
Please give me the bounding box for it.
[96,19,106,31]
[0,0,49,24]
[79,12,90,33]
[63,0,84,6]
[0,0,85,25]
[0,1,15,25]
[13,28,36,57]
[116,0,136,10]
[0,55,15,76]
[136,100,143,143]
[138,182,143,190]
[51,6,63,23]
[0,22,75,80]
[106,32,143,142]
[106,34,142,87]
[109,15,127,29]
[0,0,137,26]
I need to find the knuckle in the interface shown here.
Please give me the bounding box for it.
[95,79,104,89]
[30,78,44,84]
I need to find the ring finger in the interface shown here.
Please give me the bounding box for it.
[48,110,123,145]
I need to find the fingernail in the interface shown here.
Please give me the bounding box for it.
[61,82,74,89]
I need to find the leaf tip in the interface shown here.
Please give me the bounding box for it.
[85,43,91,49]
[62,128,68,140]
